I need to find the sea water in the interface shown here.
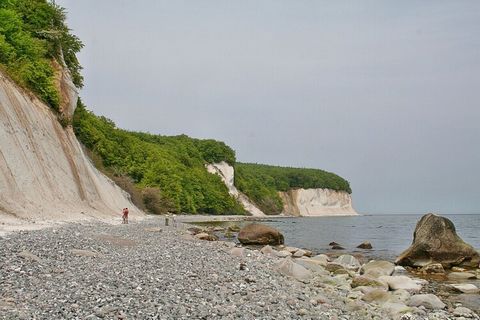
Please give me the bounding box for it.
[261,214,480,261]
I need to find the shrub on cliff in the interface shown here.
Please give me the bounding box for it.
[0,0,83,109]
[73,100,245,215]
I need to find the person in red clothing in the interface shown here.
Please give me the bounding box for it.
[122,207,129,224]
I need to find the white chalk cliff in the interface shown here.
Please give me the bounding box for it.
[207,162,357,217]
[206,162,266,217]
[0,67,141,228]
[279,188,357,216]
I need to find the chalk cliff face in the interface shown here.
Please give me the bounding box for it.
[206,162,266,217]
[279,188,357,216]
[207,162,357,217]
[0,70,141,227]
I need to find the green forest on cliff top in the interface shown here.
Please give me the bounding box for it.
[1,0,352,215]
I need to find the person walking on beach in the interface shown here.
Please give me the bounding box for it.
[122,207,129,224]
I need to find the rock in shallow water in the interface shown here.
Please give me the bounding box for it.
[395,213,480,268]
[237,223,284,245]
[357,241,373,249]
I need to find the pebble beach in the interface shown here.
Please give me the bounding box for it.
[0,216,478,320]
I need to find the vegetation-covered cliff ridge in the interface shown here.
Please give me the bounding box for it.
[73,103,352,215]
[1,0,353,217]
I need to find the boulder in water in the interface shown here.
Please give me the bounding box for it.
[237,223,284,245]
[395,213,480,268]
[357,241,373,249]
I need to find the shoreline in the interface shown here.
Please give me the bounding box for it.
[0,213,357,237]
[2,217,477,319]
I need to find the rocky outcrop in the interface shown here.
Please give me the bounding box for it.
[279,188,357,216]
[395,213,480,268]
[0,70,141,228]
[206,162,265,216]
[237,223,284,245]
[53,56,78,119]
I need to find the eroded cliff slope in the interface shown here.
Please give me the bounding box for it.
[206,162,266,216]
[0,70,141,227]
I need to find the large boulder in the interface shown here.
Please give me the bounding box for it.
[378,276,424,292]
[276,258,312,281]
[311,254,330,266]
[408,294,446,310]
[450,284,480,294]
[295,258,329,275]
[395,213,480,268]
[237,223,284,245]
[333,254,361,271]
[360,260,395,277]
[351,275,388,290]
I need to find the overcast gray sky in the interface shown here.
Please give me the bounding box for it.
[58,0,480,214]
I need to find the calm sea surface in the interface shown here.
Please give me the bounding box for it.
[259,214,480,261]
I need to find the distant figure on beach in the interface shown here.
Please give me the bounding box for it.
[122,208,129,224]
